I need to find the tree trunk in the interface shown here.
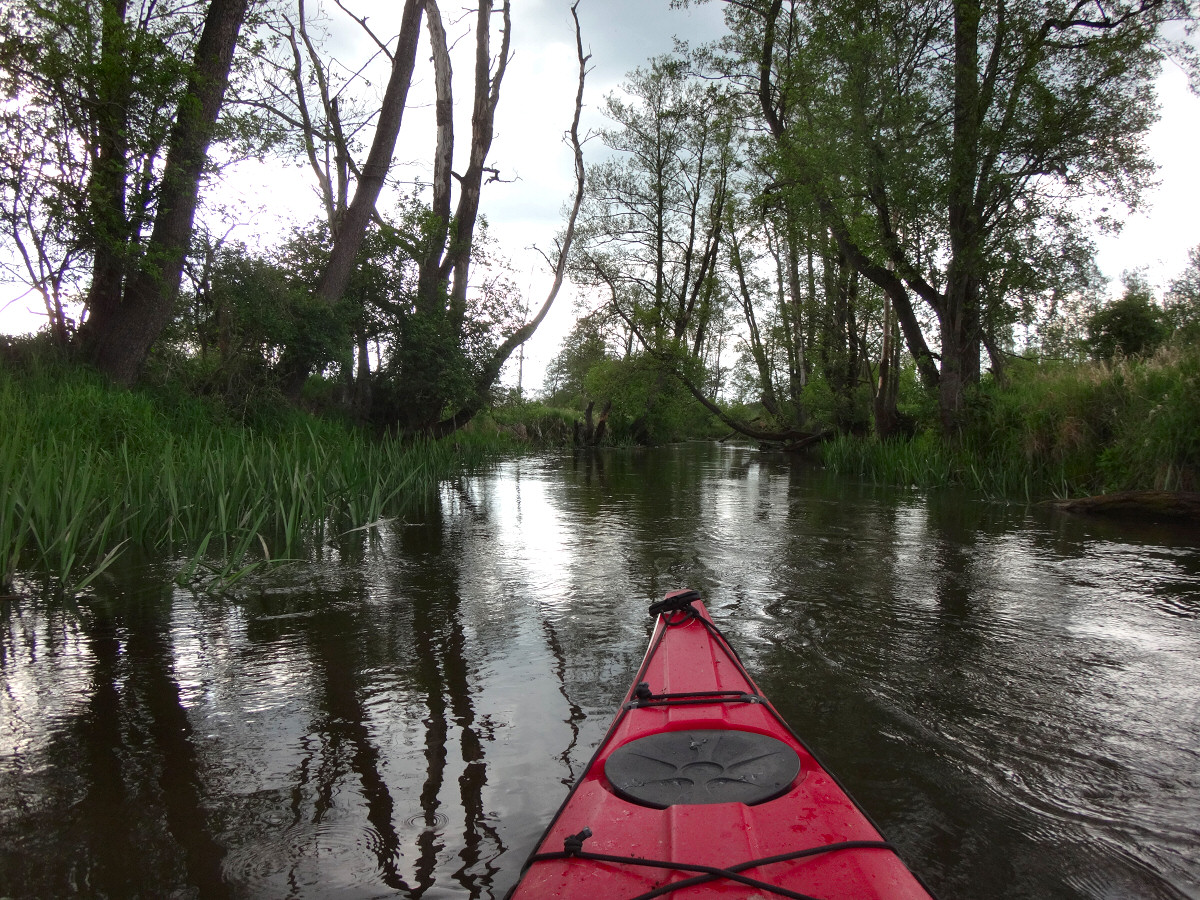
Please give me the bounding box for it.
[982,328,1008,386]
[415,0,453,319]
[316,0,424,307]
[82,0,251,384]
[784,210,808,397]
[445,0,510,331]
[941,0,985,433]
[729,229,780,418]
[274,0,424,400]
[84,0,131,335]
[873,296,900,439]
[399,0,510,431]
[354,330,372,419]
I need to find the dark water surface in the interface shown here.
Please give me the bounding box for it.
[2,443,1199,899]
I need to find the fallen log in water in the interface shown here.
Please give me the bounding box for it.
[1044,491,1200,522]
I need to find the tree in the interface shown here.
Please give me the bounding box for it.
[725,206,784,419]
[385,0,512,429]
[1165,245,1200,341]
[707,0,1192,432]
[419,0,592,438]
[1086,274,1169,359]
[544,311,613,407]
[251,0,425,396]
[0,0,255,384]
[311,0,424,311]
[236,0,589,433]
[1,0,186,346]
[572,55,738,440]
[0,92,86,345]
[577,56,733,360]
[88,0,253,385]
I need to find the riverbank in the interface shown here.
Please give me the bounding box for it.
[6,340,1196,593]
[0,359,521,595]
[820,344,1199,500]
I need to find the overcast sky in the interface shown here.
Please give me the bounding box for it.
[2,0,1197,392]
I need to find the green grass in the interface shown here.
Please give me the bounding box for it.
[819,432,1065,500]
[0,362,505,595]
[820,343,1200,500]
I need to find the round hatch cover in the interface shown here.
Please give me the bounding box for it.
[604,729,801,808]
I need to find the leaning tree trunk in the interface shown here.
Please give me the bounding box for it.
[82,0,251,385]
[274,0,426,399]
[314,0,424,307]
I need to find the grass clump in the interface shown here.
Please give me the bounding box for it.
[0,361,493,595]
[487,398,586,448]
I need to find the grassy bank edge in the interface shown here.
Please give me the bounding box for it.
[0,361,523,595]
[819,344,1199,500]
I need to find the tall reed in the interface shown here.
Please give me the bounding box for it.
[0,364,492,593]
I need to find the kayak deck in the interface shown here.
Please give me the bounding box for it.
[509,591,935,899]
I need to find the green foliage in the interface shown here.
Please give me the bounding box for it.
[487,399,577,448]
[0,0,189,334]
[716,0,1179,432]
[1085,276,1170,360]
[1,0,272,352]
[583,354,719,444]
[572,53,737,407]
[544,313,612,407]
[160,203,528,432]
[371,214,525,429]
[376,304,476,426]
[895,357,937,430]
[821,346,1200,497]
[167,239,352,404]
[798,376,873,436]
[1165,245,1200,343]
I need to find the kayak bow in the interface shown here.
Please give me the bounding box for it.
[509,589,936,899]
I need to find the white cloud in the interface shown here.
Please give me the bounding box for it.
[1093,62,1200,295]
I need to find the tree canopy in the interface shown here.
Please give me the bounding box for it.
[2,0,1196,442]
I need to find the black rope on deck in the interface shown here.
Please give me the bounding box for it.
[648,589,701,618]
[528,833,898,900]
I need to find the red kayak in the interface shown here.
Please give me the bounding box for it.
[508,590,936,899]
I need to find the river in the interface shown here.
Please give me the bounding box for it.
[2,443,1198,899]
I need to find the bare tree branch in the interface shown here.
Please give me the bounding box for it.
[432,0,591,438]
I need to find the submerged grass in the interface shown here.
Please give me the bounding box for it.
[0,362,504,594]
[821,343,1200,500]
